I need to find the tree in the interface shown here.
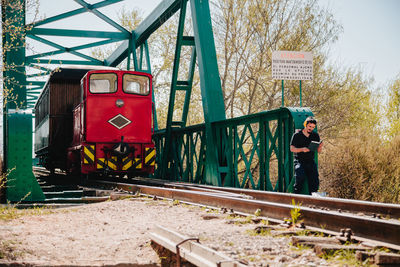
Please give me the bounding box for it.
[211,0,376,140]
[1,0,40,108]
[386,75,400,138]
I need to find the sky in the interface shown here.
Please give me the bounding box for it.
[29,0,400,88]
[319,0,400,88]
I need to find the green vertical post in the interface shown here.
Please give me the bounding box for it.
[6,112,45,201]
[258,119,266,190]
[281,80,284,107]
[2,0,44,201]
[299,80,302,107]
[160,0,188,179]
[190,0,226,185]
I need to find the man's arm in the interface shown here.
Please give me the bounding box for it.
[290,145,310,153]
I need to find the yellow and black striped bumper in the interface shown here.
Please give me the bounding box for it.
[144,147,155,166]
[83,145,95,165]
[97,157,117,170]
[122,157,142,170]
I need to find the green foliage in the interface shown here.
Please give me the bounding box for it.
[385,75,400,138]
[320,130,400,203]
[247,228,271,236]
[321,249,375,266]
[287,199,302,225]
[0,203,55,221]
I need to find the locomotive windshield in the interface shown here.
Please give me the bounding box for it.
[89,73,117,93]
[123,74,150,95]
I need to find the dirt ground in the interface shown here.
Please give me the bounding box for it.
[0,195,335,266]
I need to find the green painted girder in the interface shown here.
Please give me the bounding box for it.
[27,28,129,39]
[26,81,45,86]
[134,0,182,45]
[2,0,27,109]
[5,111,45,202]
[189,0,226,186]
[29,0,123,27]
[27,39,116,60]
[73,0,130,34]
[105,0,182,66]
[27,35,104,64]
[160,0,198,179]
[26,59,104,65]
[2,0,45,202]
[27,87,42,91]
[26,72,51,78]
[216,107,313,193]
[105,40,130,66]
[154,108,314,193]
[126,38,159,132]
[27,64,52,73]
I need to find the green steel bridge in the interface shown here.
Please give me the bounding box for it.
[2,0,313,202]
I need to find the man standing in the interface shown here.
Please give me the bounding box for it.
[290,117,323,194]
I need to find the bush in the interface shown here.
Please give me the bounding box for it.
[319,131,400,203]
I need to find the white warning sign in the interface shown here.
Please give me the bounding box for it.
[272,51,313,80]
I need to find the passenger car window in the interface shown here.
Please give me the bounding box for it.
[123,74,150,95]
[89,73,117,93]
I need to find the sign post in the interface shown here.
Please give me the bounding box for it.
[272,51,313,107]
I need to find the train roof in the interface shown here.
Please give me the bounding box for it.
[33,66,119,109]
[48,65,119,82]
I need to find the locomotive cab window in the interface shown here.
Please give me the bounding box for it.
[89,73,117,93]
[123,74,150,95]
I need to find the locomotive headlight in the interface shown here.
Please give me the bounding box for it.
[115,99,124,107]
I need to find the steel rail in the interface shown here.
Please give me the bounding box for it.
[89,180,400,249]
[150,225,245,267]
[128,177,400,218]
[173,183,400,218]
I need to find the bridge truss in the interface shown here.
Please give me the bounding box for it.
[2,0,312,201]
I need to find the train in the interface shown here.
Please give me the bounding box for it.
[34,66,155,177]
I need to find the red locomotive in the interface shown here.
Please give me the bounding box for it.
[34,67,155,177]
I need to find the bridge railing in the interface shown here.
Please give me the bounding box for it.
[153,107,313,192]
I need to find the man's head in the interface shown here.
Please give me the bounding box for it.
[303,116,317,134]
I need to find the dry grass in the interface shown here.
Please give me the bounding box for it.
[320,131,400,203]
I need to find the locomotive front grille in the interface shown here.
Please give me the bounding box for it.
[108,114,131,129]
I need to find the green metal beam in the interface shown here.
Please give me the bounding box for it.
[29,0,123,27]
[74,0,129,34]
[26,81,45,86]
[134,0,182,45]
[27,35,103,64]
[27,64,52,73]
[26,58,104,65]
[27,38,116,60]
[189,0,226,185]
[105,0,182,66]
[28,28,129,39]
[2,0,45,202]
[160,0,190,179]
[6,111,45,202]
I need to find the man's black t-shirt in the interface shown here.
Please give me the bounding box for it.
[290,130,320,163]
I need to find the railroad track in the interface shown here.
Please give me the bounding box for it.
[86,178,400,251]
[30,169,400,250]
